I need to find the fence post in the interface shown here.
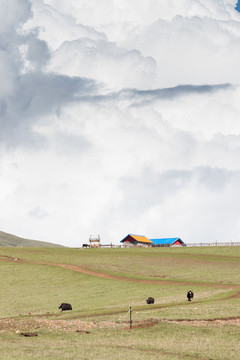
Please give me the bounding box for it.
[130,306,132,329]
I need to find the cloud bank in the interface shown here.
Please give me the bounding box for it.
[1,0,240,246]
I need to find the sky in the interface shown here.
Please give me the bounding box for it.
[1,0,240,247]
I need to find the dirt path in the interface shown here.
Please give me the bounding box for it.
[1,255,240,290]
[54,263,240,292]
[1,315,240,334]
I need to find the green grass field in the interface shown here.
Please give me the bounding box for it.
[0,246,240,359]
[0,230,63,247]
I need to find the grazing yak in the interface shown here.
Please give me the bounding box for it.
[146,297,155,304]
[59,303,72,311]
[187,291,194,301]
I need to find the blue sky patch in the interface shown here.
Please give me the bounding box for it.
[236,0,240,11]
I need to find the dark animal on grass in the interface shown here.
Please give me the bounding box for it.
[82,244,89,248]
[59,303,72,311]
[187,291,194,301]
[21,332,38,337]
[146,297,155,304]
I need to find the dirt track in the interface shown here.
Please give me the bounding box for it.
[1,314,240,334]
[0,255,240,291]
[56,263,240,290]
[1,254,240,336]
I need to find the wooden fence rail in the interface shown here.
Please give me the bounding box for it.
[185,242,240,247]
[80,242,240,248]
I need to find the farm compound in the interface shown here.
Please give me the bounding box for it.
[120,234,153,246]
[120,234,185,247]
[150,238,186,247]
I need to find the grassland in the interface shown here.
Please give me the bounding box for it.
[0,230,63,247]
[0,246,240,359]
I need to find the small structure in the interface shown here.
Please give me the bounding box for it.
[150,237,185,247]
[89,234,101,248]
[120,234,153,247]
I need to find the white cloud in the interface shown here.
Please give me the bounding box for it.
[0,0,31,34]
[1,0,240,246]
[48,39,156,89]
[26,0,240,89]
[40,0,237,26]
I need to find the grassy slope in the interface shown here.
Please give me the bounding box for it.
[1,246,240,284]
[1,323,240,360]
[0,246,240,359]
[0,230,63,247]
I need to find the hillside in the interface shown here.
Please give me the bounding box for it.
[0,230,63,247]
[0,246,240,359]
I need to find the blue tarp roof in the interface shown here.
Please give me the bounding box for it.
[150,238,184,245]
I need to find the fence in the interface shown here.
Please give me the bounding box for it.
[186,242,240,247]
[94,243,123,248]
[102,242,240,248]
[80,242,240,248]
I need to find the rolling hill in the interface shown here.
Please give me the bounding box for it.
[0,230,64,247]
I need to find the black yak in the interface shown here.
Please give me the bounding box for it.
[187,291,194,301]
[146,297,155,304]
[59,303,72,311]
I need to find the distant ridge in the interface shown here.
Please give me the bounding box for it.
[0,230,64,247]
